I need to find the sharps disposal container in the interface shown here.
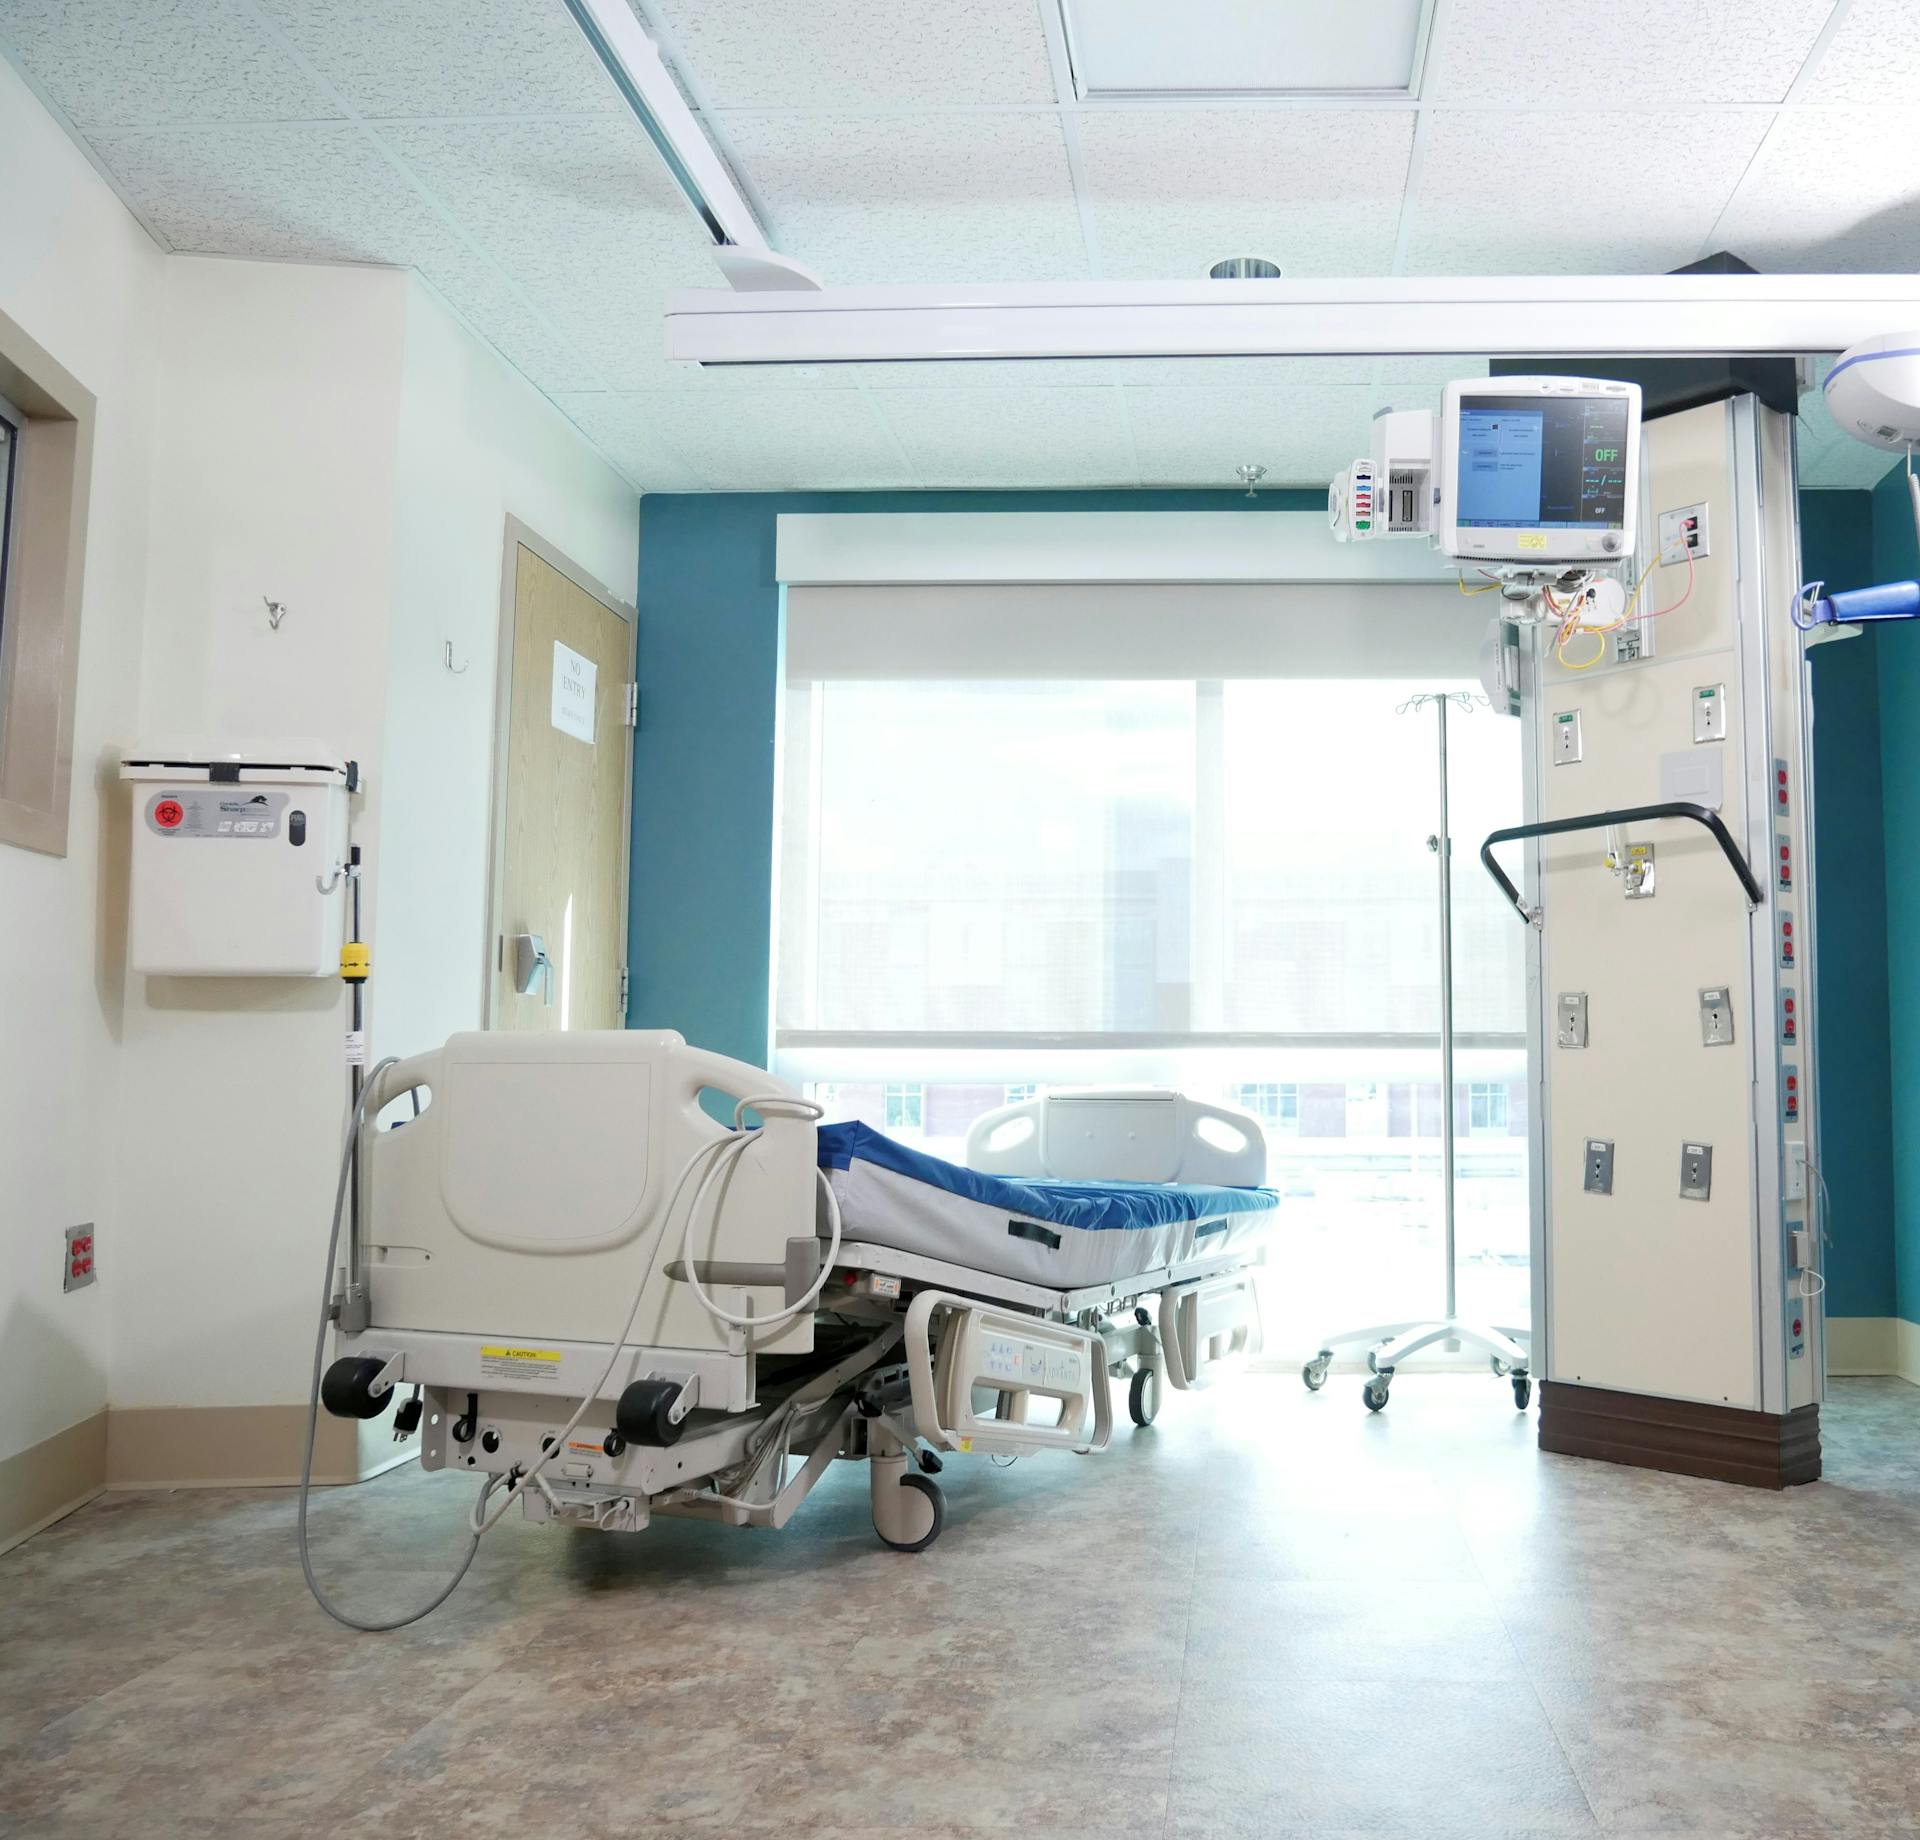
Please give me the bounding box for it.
[120,740,354,976]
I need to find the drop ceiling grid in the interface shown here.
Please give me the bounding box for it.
[0,0,1904,492]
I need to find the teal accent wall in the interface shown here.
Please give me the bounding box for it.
[1871,464,1920,1325]
[629,483,1913,1325]
[1802,491,1895,1319]
[628,490,1320,1068]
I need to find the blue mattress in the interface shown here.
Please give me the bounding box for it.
[817,1122,1278,1286]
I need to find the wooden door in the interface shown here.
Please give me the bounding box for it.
[489,533,633,1031]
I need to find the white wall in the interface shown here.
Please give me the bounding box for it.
[108,263,637,1419]
[0,59,165,1465]
[373,277,637,1065]
[110,257,412,1416]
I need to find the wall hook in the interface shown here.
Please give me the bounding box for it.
[264,597,289,630]
[444,640,469,675]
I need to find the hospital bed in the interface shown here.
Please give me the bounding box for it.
[315,1032,1275,1580]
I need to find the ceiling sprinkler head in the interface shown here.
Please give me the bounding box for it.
[1209,256,1281,280]
[1237,463,1268,497]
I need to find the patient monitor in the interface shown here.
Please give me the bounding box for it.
[1438,376,1639,566]
[1329,375,1643,588]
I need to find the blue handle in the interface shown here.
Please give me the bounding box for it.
[1801,579,1920,627]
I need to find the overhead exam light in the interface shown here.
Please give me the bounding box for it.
[561,0,819,292]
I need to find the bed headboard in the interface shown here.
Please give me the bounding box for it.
[963,1087,1267,1187]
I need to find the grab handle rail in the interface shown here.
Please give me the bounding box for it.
[1480,801,1765,926]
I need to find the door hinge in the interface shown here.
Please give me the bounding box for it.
[618,964,630,1012]
[625,682,639,727]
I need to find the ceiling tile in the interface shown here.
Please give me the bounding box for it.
[719,111,1087,284]
[572,389,914,490]
[256,0,622,119]
[90,120,612,394]
[1427,0,1834,104]
[411,249,609,395]
[1075,110,1412,280]
[1802,0,1920,102]
[380,115,718,385]
[553,391,710,490]
[1714,110,1920,270]
[1125,383,1429,487]
[1405,110,1769,274]
[1373,356,1489,385]
[89,121,440,260]
[648,0,1057,108]
[0,0,333,129]
[875,385,1137,486]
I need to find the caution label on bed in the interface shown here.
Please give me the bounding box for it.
[479,1344,562,1381]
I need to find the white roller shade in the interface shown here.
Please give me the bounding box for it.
[785,582,1488,682]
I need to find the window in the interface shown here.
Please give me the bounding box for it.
[1469,1082,1509,1134]
[776,661,1529,1353]
[0,393,19,689]
[0,308,96,857]
[1236,1082,1299,1132]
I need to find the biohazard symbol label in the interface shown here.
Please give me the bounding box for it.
[153,798,185,829]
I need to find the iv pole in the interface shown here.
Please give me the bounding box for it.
[1433,690,1458,1330]
[1300,691,1533,1413]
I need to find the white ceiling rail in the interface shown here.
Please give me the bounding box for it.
[560,0,819,293]
[667,275,1920,365]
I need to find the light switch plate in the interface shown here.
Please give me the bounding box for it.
[1693,682,1727,744]
[1679,1142,1713,1202]
[1698,986,1735,1047]
[1557,992,1589,1049]
[1583,1139,1615,1196]
[1553,709,1582,765]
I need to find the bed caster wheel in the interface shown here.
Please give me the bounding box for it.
[1362,1378,1390,1413]
[1490,1355,1511,1378]
[1128,1368,1158,1427]
[918,1450,943,1475]
[1302,1354,1331,1392]
[616,1379,687,1447]
[320,1356,390,1421]
[1512,1374,1533,1410]
[877,1473,944,1552]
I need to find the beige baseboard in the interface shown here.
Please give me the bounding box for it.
[104,1402,411,1490]
[1825,1317,1920,1386]
[0,1411,108,1556]
[1828,1316,1901,1377]
[1901,1319,1920,1389]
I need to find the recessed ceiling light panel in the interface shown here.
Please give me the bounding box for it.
[1058,0,1432,100]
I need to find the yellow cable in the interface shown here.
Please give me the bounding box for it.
[1557,628,1608,670]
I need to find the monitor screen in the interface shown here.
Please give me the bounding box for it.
[1454,395,1631,530]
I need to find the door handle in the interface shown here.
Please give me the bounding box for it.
[511,932,553,1004]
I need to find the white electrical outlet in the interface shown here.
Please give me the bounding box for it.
[1786,1142,1808,1202]
[1658,502,1710,563]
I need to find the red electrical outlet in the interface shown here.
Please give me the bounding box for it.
[63,1224,97,1294]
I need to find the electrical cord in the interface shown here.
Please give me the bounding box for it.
[467,1091,834,1538]
[298,1058,498,1632]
